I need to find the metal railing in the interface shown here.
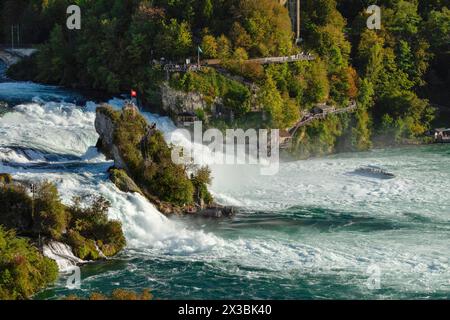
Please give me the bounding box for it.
[289,100,358,137]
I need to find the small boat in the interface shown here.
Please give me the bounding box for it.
[353,165,395,179]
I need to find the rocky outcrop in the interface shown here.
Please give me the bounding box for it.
[193,205,235,218]
[95,106,128,170]
[42,241,86,272]
[160,83,237,122]
[109,168,143,195]
[94,103,235,218]
[161,83,207,113]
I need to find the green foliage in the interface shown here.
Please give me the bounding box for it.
[155,19,193,59]
[5,0,448,158]
[65,288,153,300]
[353,1,440,146]
[0,176,126,261]
[373,91,435,144]
[0,227,58,300]
[0,180,70,241]
[230,0,293,57]
[109,168,143,195]
[351,78,375,150]
[35,24,75,85]
[191,166,213,206]
[98,105,199,206]
[68,195,126,258]
[66,230,100,261]
[6,55,39,81]
[172,68,252,114]
[258,75,285,127]
[201,35,218,58]
[0,182,32,234]
[223,83,251,116]
[303,59,330,104]
[7,0,293,93]
[424,7,450,51]
[303,0,351,64]
[33,181,67,240]
[292,114,345,158]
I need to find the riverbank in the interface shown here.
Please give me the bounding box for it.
[0,77,449,300]
[36,142,450,300]
[2,58,441,161]
[0,174,127,298]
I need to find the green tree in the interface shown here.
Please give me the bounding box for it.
[201,34,218,58]
[304,59,330,104]
[33,181,67,240]
[0,227,58,300]
[155,19,193,59]
[259,75,285,127]
[424,7,450,51]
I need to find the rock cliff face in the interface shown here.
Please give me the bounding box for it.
[95,107,128,170]
[161,83,207,113]
[160,83,236,122]
[94,103,235,218]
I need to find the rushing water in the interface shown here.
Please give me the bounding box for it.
[1,69,449,300]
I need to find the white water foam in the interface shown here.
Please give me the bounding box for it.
[1,97,449,295]
[0,102,97,156]
[1,100,225,255]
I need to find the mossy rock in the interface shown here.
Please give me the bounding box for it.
[66,231,100,261]
[96,105,196,206]
[96,241,119,257]
[109,168,143,195]
[96,105,121,123]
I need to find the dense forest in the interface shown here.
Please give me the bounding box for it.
[0,0,449,301]
[1,0,449,155]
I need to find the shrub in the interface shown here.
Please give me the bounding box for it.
[191,166,214,206]
[68,195,126,258]
[0,183,33,233]
[109,168,143,194]
[66,230,100,261]
[0,175,126,262]
[33,182,67,241]
[0,227,58,300]
[64,289,153,300]
[111,289,153,300]
[100,106,198,206]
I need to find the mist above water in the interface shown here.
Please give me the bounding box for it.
[1,83,449,299]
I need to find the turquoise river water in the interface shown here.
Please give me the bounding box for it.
[1,66,449,299]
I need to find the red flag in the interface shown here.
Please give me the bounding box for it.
[131,90,137,98]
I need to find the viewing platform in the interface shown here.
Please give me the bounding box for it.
[280,100,358,149]
[205,53,315,67]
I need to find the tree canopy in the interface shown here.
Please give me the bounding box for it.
[3,0,449,153]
